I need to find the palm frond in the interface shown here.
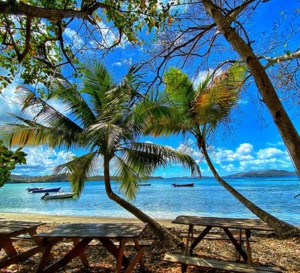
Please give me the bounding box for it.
[49,77,97,128]
[81,63,114,117]
[2,115,79,148]
[113,156,140,201]
[54,153,97,197]
[163,68,195,114]
[134,95,191,137]
[123,142,201,177]
[193,63,247,130]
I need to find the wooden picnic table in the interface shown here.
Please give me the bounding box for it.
[33,222,147,273]
[172,215,275,265]
[0,220,45,269]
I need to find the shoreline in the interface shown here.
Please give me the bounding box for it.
[0,212,178,227]
[2,212,300,228]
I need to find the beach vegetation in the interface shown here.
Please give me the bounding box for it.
[0,140,27,187]
[0,62,200,247]
[139,63,300,237]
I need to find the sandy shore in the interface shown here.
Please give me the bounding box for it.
[0,212,177,227]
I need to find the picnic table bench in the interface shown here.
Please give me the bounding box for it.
[164,253,282,273]
[164,215,281,273]
[33,222,147,273]
[0,220,45,269]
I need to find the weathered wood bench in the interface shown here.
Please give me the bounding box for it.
[164,254,282,273]
[88,239,153,247]
[180,233,258,242]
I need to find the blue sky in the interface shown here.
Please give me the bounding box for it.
[0,1,299,178]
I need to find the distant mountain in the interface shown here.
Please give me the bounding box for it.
[8,169,296,183]
[225,169,297,178]
[8,174,163,183]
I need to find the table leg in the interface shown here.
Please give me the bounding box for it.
[238,229,242,261]
[223,228,248,262]
[185,224,193,256]
[35,239,58,273]
[245,229,253,265]
[190,226,212,256]
[72,238,89,267]
[123,238,145,273]
[116,238,126,273]
[36,238,92,273]
[124,247,144,273]
[99,238,130,268]
[133,238,145,268]
[0,239,18,256]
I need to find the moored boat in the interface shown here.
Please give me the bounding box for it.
[31,187,61,193]
[172,183,194,187]
[139,183,151,186]
[41,192,74,200]
[27,187,44,192]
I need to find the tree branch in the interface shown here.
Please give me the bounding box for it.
[0,1,106,21]
[262,50,300,69]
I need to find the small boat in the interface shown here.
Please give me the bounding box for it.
[172,183,194,187]
[27,187,44,192]
[139,183,151,186]
[41,192,74,200]
[31,187,61,193]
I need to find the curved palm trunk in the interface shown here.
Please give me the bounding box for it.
[197,137,299,237]
[202,0,300,176]
[102,157,184,248]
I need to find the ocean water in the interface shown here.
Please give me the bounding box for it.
[0,177,299,226]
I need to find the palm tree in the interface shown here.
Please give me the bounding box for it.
[1,63,200,247]
[138,63,299,237]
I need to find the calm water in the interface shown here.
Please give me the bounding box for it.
[0,177,299,226]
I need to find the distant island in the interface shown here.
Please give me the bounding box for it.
[8,169,297,184]
[8,174,163,183]
[224,169,297,178]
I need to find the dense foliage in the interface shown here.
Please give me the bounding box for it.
[0,140,27,187]
[0,0,174,91]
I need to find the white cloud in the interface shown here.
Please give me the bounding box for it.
[13,146,75,176]
[0,84,23,125]
[236,143,253,154]
[209,143,293,175]
[172,142,294,176]
[64,28,85,49]
[257,147,286,159]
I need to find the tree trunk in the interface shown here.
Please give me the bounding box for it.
[102,157,184,248]
[198,137,300,237]
[202,0,300,176]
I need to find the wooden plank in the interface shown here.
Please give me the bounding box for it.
[88,239,153,247]
[172,216,274,231]
[163,254,282,273]
[180,233,257,242]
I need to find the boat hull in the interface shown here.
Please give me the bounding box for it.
[42,193,74,200]
[172,183,194,187]
[31,187,61,193]
[27,187,44,192]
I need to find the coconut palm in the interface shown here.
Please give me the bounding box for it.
[138,63,299,237]
[1,63,200,247]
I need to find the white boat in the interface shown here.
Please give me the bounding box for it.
[41,192,74,200]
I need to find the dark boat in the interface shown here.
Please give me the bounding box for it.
[27,187,44,192]
[139,183,151,186]
[31,187,61,193]
[172,183,194,187]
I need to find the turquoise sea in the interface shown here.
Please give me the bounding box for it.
[0,177,299,226]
